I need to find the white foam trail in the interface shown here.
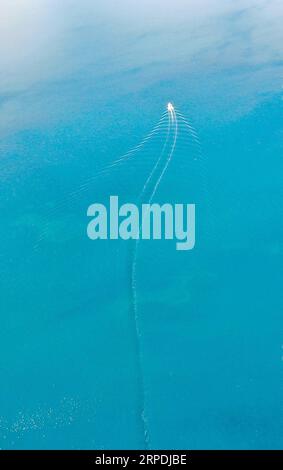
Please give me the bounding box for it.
[131,105,178,449]
[149,107,178,203]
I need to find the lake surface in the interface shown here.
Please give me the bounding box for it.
[0,0,282,449]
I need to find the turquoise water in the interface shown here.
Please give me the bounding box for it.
[0,1,282,449]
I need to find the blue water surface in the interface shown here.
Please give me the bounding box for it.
[0,0,282,449]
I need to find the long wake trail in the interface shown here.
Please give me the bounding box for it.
[130,104,178,449]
